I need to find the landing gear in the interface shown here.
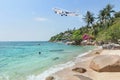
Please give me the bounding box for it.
[65,14,67,16]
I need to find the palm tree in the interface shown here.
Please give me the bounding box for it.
[84,11,95,28]
[104,4,115,27]
[98,4,114,28]
[105,4,114,20]
[98,8,107,25]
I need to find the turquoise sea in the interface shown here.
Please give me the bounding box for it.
[0,41,95,80]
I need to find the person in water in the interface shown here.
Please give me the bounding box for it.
[39,52,41,55]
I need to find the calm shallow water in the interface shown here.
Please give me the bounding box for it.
[0,41,95,80]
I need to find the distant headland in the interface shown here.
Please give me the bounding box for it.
[49,4,120,47]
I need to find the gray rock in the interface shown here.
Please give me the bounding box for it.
[90,55,120,72]
[102,43,120,49]
[65,41,75,45]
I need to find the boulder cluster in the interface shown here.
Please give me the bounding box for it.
[102,43,120,50]
[90,55,120,72]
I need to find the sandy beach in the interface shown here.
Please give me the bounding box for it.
[49,47,120,80]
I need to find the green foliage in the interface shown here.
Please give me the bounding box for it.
[84,11,95,27]
[114,11,120,18]
[49,4,120,44]
[71,30,82,41]
[107,21,120,41]
[96,18,120,42]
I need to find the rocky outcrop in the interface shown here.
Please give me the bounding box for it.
[118,39,120,44]
[72,67,87,73]
[46,76,54,80]
[102,43,120,49]
[65,41,75,45]
[80,40,96,45]
[90,55,120,72]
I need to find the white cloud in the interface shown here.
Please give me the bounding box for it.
[34,17,48,22]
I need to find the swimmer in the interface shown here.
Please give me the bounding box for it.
[39,52,41,55]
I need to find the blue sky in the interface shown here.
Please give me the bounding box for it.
[0,0,120,41]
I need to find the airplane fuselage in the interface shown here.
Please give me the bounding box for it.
[53,8,79,16]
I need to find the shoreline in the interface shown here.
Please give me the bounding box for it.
[52,47,120,80]
[27,46,101,80]
[52,46,102,80]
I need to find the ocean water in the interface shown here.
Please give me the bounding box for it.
[0,41,95,80]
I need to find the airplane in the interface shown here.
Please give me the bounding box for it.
[53,8,80,16]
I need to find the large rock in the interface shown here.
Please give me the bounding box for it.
[72,67,87,73]
[90,55,120,72]
[46,76,54,80]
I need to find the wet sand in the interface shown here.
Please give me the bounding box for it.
[51,48,120,80]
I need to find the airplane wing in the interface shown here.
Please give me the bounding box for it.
[67,12,79,16]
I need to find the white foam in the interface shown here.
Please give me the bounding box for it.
[26,50,91,80]
[75,46,102,62]
[0,74,9,80]
[26,61,75,80]
[76,46,101,58]
[27,47,101,80]
[77,50,92,58]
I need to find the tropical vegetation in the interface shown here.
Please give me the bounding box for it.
[49,4,120,45]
